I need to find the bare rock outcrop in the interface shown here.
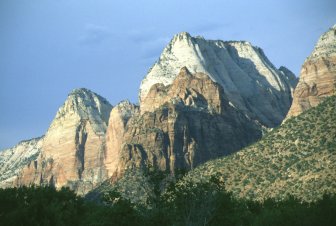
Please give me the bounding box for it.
[15,88,112,194]
[140,32,298,127]
[286,25,336,118]
[0,137,43,188]
[104,100,139,179]
[106,68,262,178]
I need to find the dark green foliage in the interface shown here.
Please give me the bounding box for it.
[1,180,336,226]
[142,176,336,226]
[0,186,83,226]
[0,186,142,226]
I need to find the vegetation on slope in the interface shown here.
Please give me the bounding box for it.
[182,95,336,201]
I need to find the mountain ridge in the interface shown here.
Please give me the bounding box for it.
[140,31,297,127]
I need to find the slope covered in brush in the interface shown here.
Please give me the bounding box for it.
[182,95,336,201]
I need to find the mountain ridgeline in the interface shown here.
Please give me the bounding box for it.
[140,32,297,128]
[1,25,335,205]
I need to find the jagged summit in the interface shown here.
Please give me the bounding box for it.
[112,100,139,122]
[12,88,114,194]
[278,66,298,90]
[306,24,336,62]
[53,88,112,134]
[140,32,298,127]
[305,24,336,62]
[286,24,336,119]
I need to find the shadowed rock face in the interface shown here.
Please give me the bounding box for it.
[106,68,262,178]
[286,25,336,119]
[15,88,113,195]
[140,32,297,127]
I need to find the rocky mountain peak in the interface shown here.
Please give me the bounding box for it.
[285,24,336,119]
[112,100,139,124]
[306,24,336,62]
[13,89,113,194]
[173,31,192,41]
[140,32,297,127]
[53,88,112,135]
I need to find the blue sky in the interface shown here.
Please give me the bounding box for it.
[0,0,335,150]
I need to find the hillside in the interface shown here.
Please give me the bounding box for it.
[182,95,336,202]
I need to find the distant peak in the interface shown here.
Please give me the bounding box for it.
[113,100,139,119]
[65,87,111,108]
[115,99,136,108]
[306,24,336,62]
[69,88,93,96]
[176,31,191,37]
[172,31,192,42]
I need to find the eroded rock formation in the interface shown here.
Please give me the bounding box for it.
[286,25,336,118]
[140,32,297,127]
[15,88,112,194]
[105,68,262,178]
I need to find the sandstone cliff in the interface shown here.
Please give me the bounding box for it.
[105,68,262,178]
[140,32,297,127]
[15,88,113,194]
[286,25,336,118]
[104,100,139,179]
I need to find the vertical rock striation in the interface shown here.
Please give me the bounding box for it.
[15,88,113,194]
[105,68,262,178]
[286,25,336,118]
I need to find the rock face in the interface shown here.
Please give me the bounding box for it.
[105,68,262,177]
[286,25,336,118]
[140,32,297,127]
[15,88,113,194]
[0,137,43,188]
[104,100,139,179]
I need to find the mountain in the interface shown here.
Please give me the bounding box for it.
[140,32,297,127]
[0,137,43,188]
[11,88,113,194]
[181,95,336,202]
[1,31,298,196]
[286,25,336,119]
[104,67,262,181]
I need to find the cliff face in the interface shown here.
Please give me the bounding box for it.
[0,137,43,188]
[104,100,139,179]
[105,68,262,178]
[15,89,113,194]
[140,32,297,127]
[286,25,336,118]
